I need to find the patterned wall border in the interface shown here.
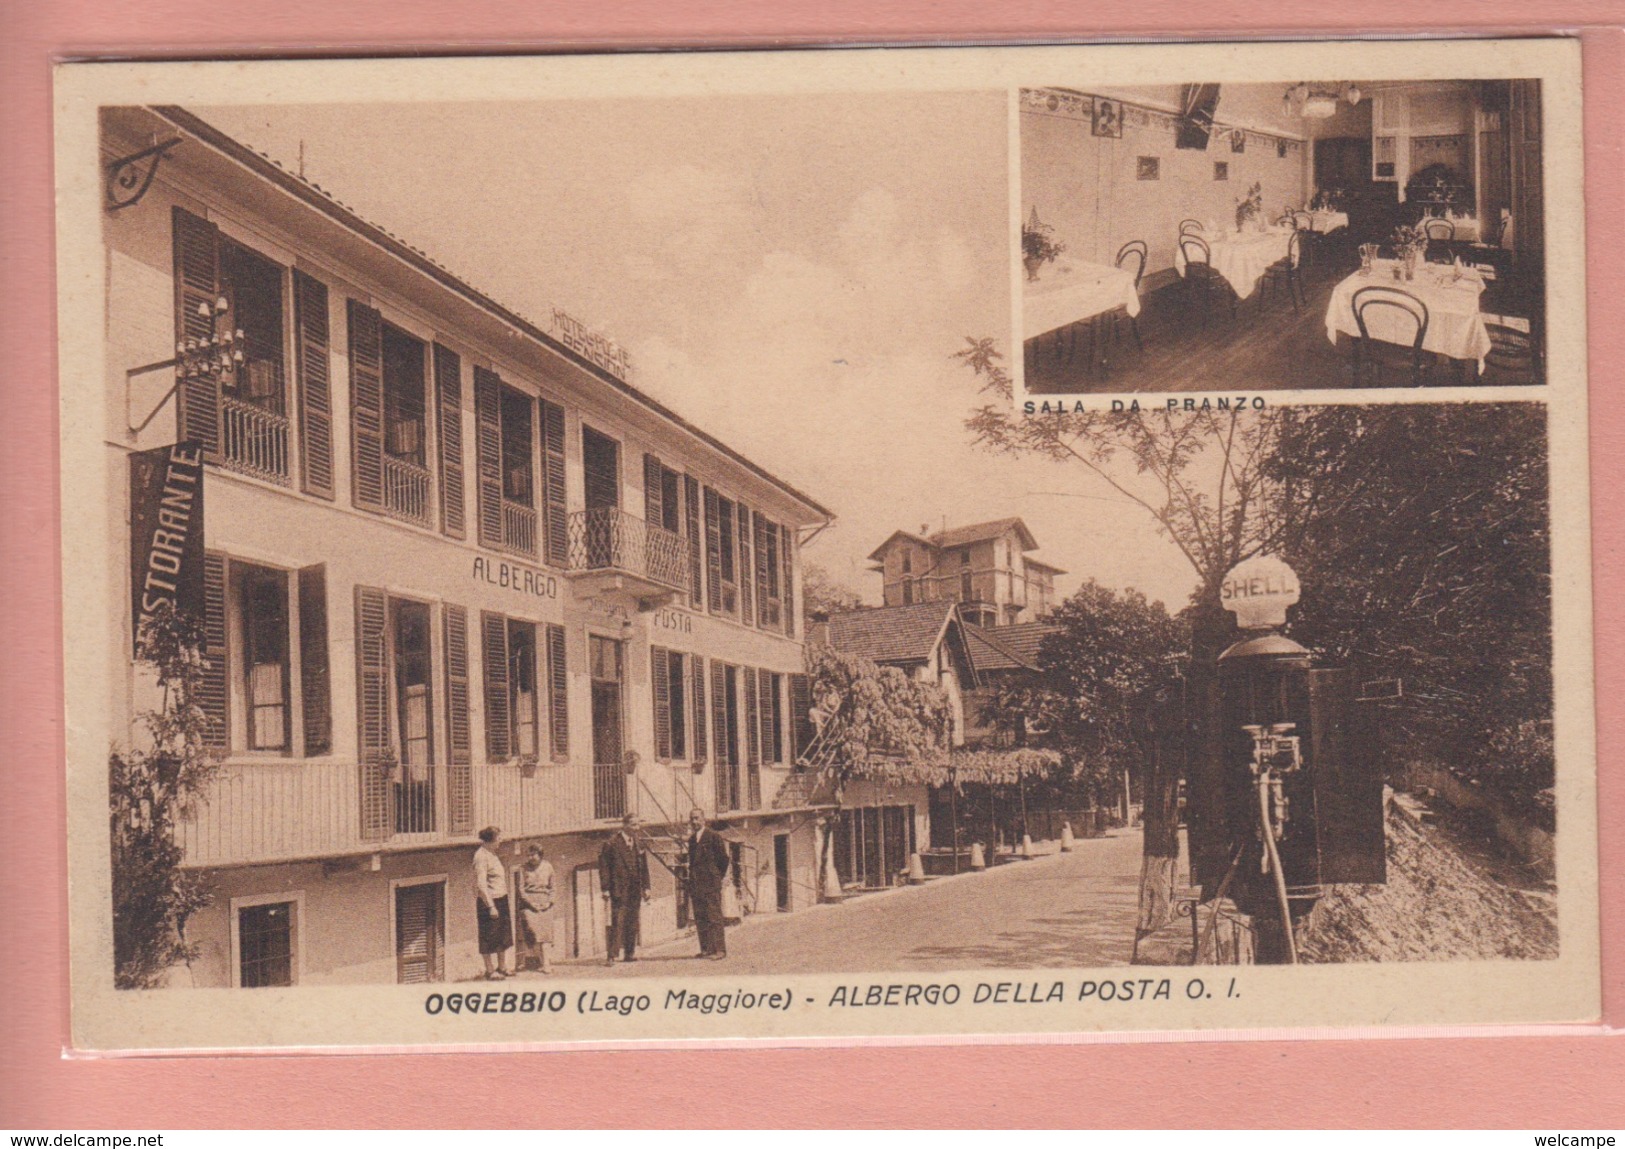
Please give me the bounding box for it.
[1019,87,1305,154]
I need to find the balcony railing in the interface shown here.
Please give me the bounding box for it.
[382,454,432,527]
[503,500,538,557]
[220,396,290,485]
[567,508,688,593]
[593,761,628,821]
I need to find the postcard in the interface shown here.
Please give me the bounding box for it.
[55,37,1597,1052]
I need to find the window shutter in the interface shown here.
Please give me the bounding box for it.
[758,669,780,765]
[744,666,761,809]
[651,646,672,762]
[172,207,221,454]
[200,552,229,751]
[545,623,569,762]
[782,525,796,637]
[394,883,443,984]
[738,504,755,626]
[292,270,334,499]
[790,672,814,765]
[643,453,664,529]
[473,367,503,549]
[711,660,730,809]
[443,604,473,833]
[434,344,466,539]
[703,488,723,613]
[481,611,510,762]
[347,300,386,512]
[540,399,568,567]
[354,585,392,841]
[684,475,703,608]
[690,655,708,765]
[297,564,331,756]
[753,512,772,624]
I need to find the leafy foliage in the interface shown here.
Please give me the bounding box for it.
[805,644,953,786]
[110,601,218,989]
[1270,404,1553,804]
[801,561,866,621]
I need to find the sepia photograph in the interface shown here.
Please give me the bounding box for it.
[1019,80,1546,393]
[56,39,1596,1052]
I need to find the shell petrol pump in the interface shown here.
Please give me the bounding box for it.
[1190,555,1387,964]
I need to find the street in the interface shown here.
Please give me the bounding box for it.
[556,827,1144,978]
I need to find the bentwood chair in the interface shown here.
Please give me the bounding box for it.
[1422,217,1456,242]
[1178,218,1205,237]
[1351,285,1431,386]
[1259,228,1305,313]
[1290,210,1317,266]
[1112,239,1148,352]
[1178,234,1235,327]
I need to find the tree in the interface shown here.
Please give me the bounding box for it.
[1269,403,1553,810]
[961,337,1293,932]
[110,601,218,988]
[802,561,866,621]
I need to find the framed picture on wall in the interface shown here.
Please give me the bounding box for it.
[1214,161,1229,181]
[1092,97,1122,138]
[1231,129,1246,153]
[1136,156,1159,180]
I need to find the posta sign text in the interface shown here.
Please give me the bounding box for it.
[1220,554,1301,630]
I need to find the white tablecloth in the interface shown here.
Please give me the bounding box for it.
[1308,211,1349,233]
[1324,261,1493,373]
[1175,227,1293,299]
[1024,257,1141,339]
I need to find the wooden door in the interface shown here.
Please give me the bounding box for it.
[395,882,444,983]
[572,864,605,958]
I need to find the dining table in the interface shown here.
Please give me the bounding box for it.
[1023,255,1141,339]
[1324,259,1493,374]
[1307,210,1349,233]
[1174,225,1294,300]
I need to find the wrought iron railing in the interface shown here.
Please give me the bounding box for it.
[567,507,688,592]
[220,396,290,485]
[394,767,436,834]
[593,761,627,821]
[503,500,538,557]
[383,454,432,527]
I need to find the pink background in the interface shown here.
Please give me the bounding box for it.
[3,3,1621,1129]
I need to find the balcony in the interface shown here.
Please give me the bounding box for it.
[382,454,432,528]
[566,507,688,607]
[220,396,290,485]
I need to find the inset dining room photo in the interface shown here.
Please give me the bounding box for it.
[1017,81,1545,392]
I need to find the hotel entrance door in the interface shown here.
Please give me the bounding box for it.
[590,635,626,820]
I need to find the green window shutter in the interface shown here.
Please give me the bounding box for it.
[546,623,569,762]
[481,610,510,762]
[643,453,664,529]
[651,645,671,762]
[684,474,703,608]
[346,300,386,511]
[703,487,723,614]
[297,563,331,756]
[473,367,503,549]
[790,673,813,764]
[689,654,708,765]
[782,525,796,637]
[443,604,473,833]
[200,552,230,751]
[292,270,334,499]
[540,400,568,567]
[738,503,755,626]
[434,344,466,539]
[172,207,221,455]
[744,665,761,808]
[354,585,392,841]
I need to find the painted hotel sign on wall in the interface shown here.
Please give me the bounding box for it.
[129,441,204,651]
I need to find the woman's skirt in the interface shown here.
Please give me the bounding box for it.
[519,904,556,948]
[477,895,512,954]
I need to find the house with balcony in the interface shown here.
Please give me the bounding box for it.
[867,518,1062,627]
[101,105,834,987]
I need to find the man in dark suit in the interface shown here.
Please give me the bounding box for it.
[686,807,732,960]
[598,813,650,965]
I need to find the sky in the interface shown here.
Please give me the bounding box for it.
[196,93,1198,613]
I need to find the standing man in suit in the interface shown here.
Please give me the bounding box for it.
[598,813,650,965]
[686,807,732,960]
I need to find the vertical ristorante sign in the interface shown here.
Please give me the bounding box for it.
[129,441,204,652]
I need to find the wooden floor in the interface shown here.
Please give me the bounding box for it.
[1023,246,1544,395]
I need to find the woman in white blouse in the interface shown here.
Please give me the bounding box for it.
[473,826,512,980]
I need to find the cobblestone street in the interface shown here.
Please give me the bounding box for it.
[548,827,1144,979]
